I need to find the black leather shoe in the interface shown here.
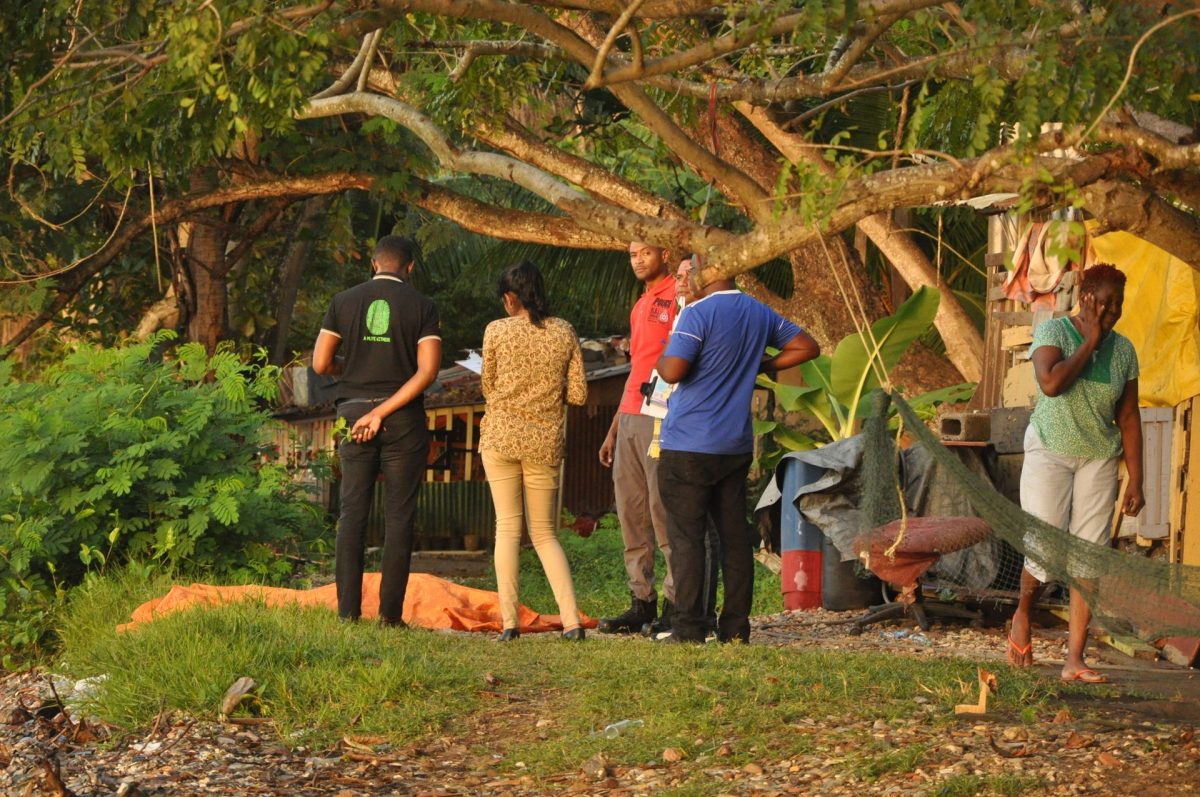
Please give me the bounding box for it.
[598,593,656,634]
[497,628,521,642]
[654,632,701,645]
[642,599,675,636]
[561,627,586,641]
[379,616,407,629]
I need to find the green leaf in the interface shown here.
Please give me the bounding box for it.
[211,494,240,526]
[773,425,819,452]
[902,382,978,421]
[752,419,779,436]
[828,286,940,418]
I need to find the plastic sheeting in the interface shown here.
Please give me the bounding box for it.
[757,438,1006,590]
[117,572,596,634]
[1090,228,1200,407]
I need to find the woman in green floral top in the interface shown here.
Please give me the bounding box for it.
[1008,264,1144,683]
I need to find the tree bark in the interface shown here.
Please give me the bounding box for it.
[1081,180,1200,269]
[185,169,232,354]
[413,180,625,248]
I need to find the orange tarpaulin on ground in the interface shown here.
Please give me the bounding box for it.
[117,572,597,634]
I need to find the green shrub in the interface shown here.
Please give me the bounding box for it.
[0,333,324,661]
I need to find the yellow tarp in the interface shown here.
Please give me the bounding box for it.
[1090,228,1200,407]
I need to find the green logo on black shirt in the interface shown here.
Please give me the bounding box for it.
[365,299,391,342]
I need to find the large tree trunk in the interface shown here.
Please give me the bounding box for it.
[270,194,333,365]
[184,169,232,353]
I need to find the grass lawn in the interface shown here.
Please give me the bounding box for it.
[53,524,1061,795]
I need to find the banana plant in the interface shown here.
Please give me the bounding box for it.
[758,286,976,445]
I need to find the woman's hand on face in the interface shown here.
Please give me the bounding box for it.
[1077,293,1104,347]
[1122,482,1145,517]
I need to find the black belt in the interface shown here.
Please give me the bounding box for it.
[337,397,387,408]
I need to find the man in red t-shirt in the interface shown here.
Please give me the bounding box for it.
[597,241,678,633]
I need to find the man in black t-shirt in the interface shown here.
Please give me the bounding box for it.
[313,236,442,625]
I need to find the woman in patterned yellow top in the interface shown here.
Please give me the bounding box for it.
[480,261,588,641]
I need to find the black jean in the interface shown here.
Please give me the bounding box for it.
[657,449,755,642]
[702,517,721,628]
[335,401,428,621]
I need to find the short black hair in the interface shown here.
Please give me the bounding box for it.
[374,235,417,271]
[1080,263,1127,295]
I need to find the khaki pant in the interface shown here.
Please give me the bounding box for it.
[613,413,674,603]
[482,449,581,631]
[1020,425,1119,583]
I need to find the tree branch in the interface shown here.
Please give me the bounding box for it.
[591,0,945,87]
[223,197,293,276]
[445,41,560,80]
[643,41,1037,102]
[736,102,984,381]
[1146,170,1200,213]
[585,0,646,89]
[478,117,691,221]
[0,173,373,359]
[413,180,624,248]
[362,0,771,205]
[1092,123,1200,172]
[225,1,335,37]
[821,13,903,88]
[297,91,721,252]
[696,151,1114,279]
[564,12,772,210]
[313,30,380,100]
[516,0,718,17]
[1080,180,1200,269]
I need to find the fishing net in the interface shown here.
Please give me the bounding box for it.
[858,390,1200,640]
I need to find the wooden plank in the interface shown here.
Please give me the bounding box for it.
[1001,325,1033,350]
[1138,409,1173,539]
[1183,396,1200,566]
[1002,360,1037,408]
[1051,606,1163,659]
[1095,631,1160,661]
[991,311,1037,325]
[1169,400,1190,563]
[1112,465,1130,540]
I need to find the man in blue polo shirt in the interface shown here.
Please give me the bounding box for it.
[654,263,819,643]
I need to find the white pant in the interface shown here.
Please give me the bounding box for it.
[1020,425,1119,583]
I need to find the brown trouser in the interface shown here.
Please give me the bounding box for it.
[482,449,581,631]
[613,413,674,603]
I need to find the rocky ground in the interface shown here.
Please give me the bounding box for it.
[3,611,1199,796]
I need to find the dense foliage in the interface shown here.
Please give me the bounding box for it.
[3,1,1197,377]
[0,334,324,660]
